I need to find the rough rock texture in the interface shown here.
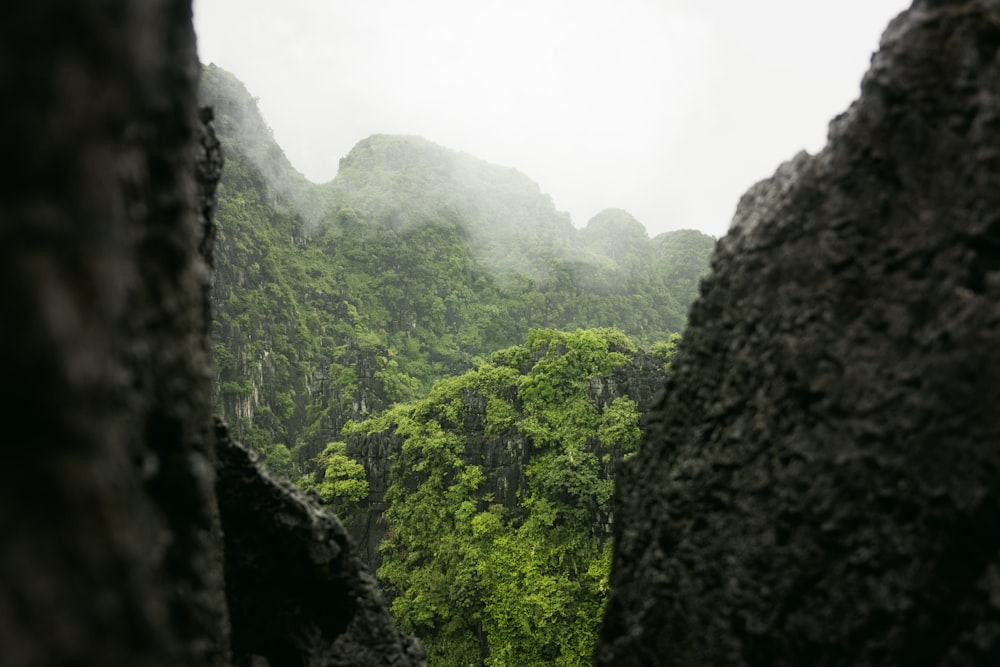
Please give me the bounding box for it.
[597,1,1000,665]
[216,421,427,666]
[0,0,424,665]
[0,1,229,664]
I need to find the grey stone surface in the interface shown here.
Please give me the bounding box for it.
[216,421,426,667]
[0,1,228,664]
[0,1,425,664]
[597,1,1000,665]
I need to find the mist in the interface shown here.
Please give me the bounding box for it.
[194,0,911,238]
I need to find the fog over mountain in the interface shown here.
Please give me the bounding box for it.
[193,0,910,238]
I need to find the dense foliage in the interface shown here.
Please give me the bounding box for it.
[200,63,704,666]
[337,329,649,665]
[199,64,714,474]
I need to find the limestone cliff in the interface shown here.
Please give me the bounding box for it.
[0,1,227,663]
[597,1,1000,664]
[344,345,668,570]
[0,1,424,664]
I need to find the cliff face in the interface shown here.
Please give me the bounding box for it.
[215,422,426,666]
[0,1,424,664]
[199,65,716,469]
[597,1,1000,664]
[345,348,667,570]
[0,1,227,663]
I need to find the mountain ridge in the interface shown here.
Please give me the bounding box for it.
[199,63,705,244]
[199,62,715,470]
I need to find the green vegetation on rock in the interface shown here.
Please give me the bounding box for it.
[334,329,651,665]
[200,63,702,666]
[199,64,714,476]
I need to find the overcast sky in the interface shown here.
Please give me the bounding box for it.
[193,0,911,238]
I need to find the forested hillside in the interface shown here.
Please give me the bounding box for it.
[304,328,670,665]
[199,64,713,662]
[199,64,714,472]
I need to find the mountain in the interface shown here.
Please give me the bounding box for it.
[199,64,334,224]
[197,63,714,470]
[597,2,1000,663]
[307,328,671,665]
[580,208,651,267]
[327,133,577,277]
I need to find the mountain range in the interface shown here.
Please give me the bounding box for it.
[198,63,716,469]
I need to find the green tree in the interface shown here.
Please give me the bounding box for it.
[299,441,369,520]
[358,329,654,664]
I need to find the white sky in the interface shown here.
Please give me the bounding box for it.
[193,0,911,238]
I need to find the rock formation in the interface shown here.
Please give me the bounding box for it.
[596,1,1000,664]
[0,0,423,664]
[1,1,228,663]
[8,0,1000,663]
[345,350,667,569]
[216,422,426,666]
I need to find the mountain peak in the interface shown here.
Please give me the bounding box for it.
[584,208,649,239]
[198,64,333,224]
[328,133,576,273]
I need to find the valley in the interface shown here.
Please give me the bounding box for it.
[201,63,713,664]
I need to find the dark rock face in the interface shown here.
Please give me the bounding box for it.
[216,422,426,666]
[0,1,228,664]
[0,1,424,665]
[597,1,1000,665]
